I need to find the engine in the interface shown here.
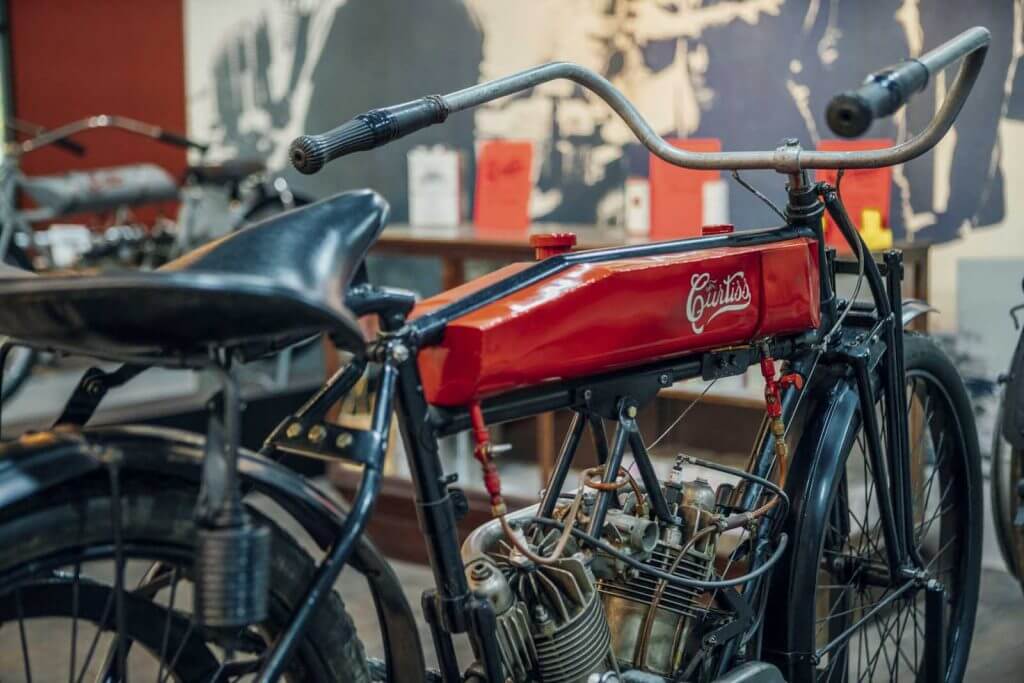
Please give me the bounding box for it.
[462,457,727,682]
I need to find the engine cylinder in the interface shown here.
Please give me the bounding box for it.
[532,570,612,682]
[464,517,615,682]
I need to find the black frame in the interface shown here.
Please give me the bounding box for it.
[251,177,944,682]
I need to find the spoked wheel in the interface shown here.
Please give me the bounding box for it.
[0,473,370,682]
[791,334,982,682]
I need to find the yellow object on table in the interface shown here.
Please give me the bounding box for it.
[860,208,893,252]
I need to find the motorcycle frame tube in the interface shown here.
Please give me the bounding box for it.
[256,361,398,682]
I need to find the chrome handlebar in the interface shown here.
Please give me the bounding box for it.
[291,26,990,175]
[15,115,208,157]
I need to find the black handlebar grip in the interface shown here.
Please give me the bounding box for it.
[158,130,210,153]
[826,59,929,138]
[55,138,87,157]
[290,95,449,174]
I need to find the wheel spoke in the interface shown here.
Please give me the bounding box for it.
[157,615,196,683]
[16,587,33,683]
[108,465,128,680]
[75,589,115,683]
[155,567,179,683]
[865,609,900,681]
[70,562,80,683]
[925,536,959,572]
[895,608,918,675]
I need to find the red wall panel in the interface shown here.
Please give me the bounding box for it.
[9,0,187,221]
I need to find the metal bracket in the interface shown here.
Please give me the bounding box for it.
[265,419,383,466]
[54,364,146,428]
[260,356,369,460]
[702,346,757,381]
[704,586,755,649]
[575,372,665,420]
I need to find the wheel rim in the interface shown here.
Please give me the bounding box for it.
[812,369,977,682]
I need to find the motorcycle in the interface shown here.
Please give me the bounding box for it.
[0,26,991,683]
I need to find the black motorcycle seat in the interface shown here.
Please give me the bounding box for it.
[0,190,388,364]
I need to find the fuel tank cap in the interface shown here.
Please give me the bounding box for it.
[529,232,577,259]
[701,223,735,236]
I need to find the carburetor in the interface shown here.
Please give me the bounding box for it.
[594,458,721,676]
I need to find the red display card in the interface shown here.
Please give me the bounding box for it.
[815,138,894,252]
[649,138,721,240]
[474,140,533,234]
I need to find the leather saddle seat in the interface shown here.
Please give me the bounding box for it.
[0,189,388,364]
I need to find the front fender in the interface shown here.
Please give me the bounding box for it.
[902,298,936,328]
[0,424,425,682]
[762,375,862,681]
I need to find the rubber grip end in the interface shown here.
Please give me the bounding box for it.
[289,134,326,175]
[826,92,873,139]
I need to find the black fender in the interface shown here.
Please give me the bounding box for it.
[902,298,936,328]
[762,374,862,682]
[0,424,425,682]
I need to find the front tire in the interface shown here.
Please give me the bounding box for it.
[783,334,982,682]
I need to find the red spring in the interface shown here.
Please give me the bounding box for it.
[469,402,503,509]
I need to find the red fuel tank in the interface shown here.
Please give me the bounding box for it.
[413,237,820,406]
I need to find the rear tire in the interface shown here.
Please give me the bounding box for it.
[0,472,371,682]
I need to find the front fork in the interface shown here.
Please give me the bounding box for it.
[822,190,946,679]
[822,189,923,576]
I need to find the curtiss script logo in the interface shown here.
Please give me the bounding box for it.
[686,271,752,334]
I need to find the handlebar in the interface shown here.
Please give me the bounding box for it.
[6,119,88,157]
[292,26,989,174]
[17,115,210,156]
[826,25,990,138]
